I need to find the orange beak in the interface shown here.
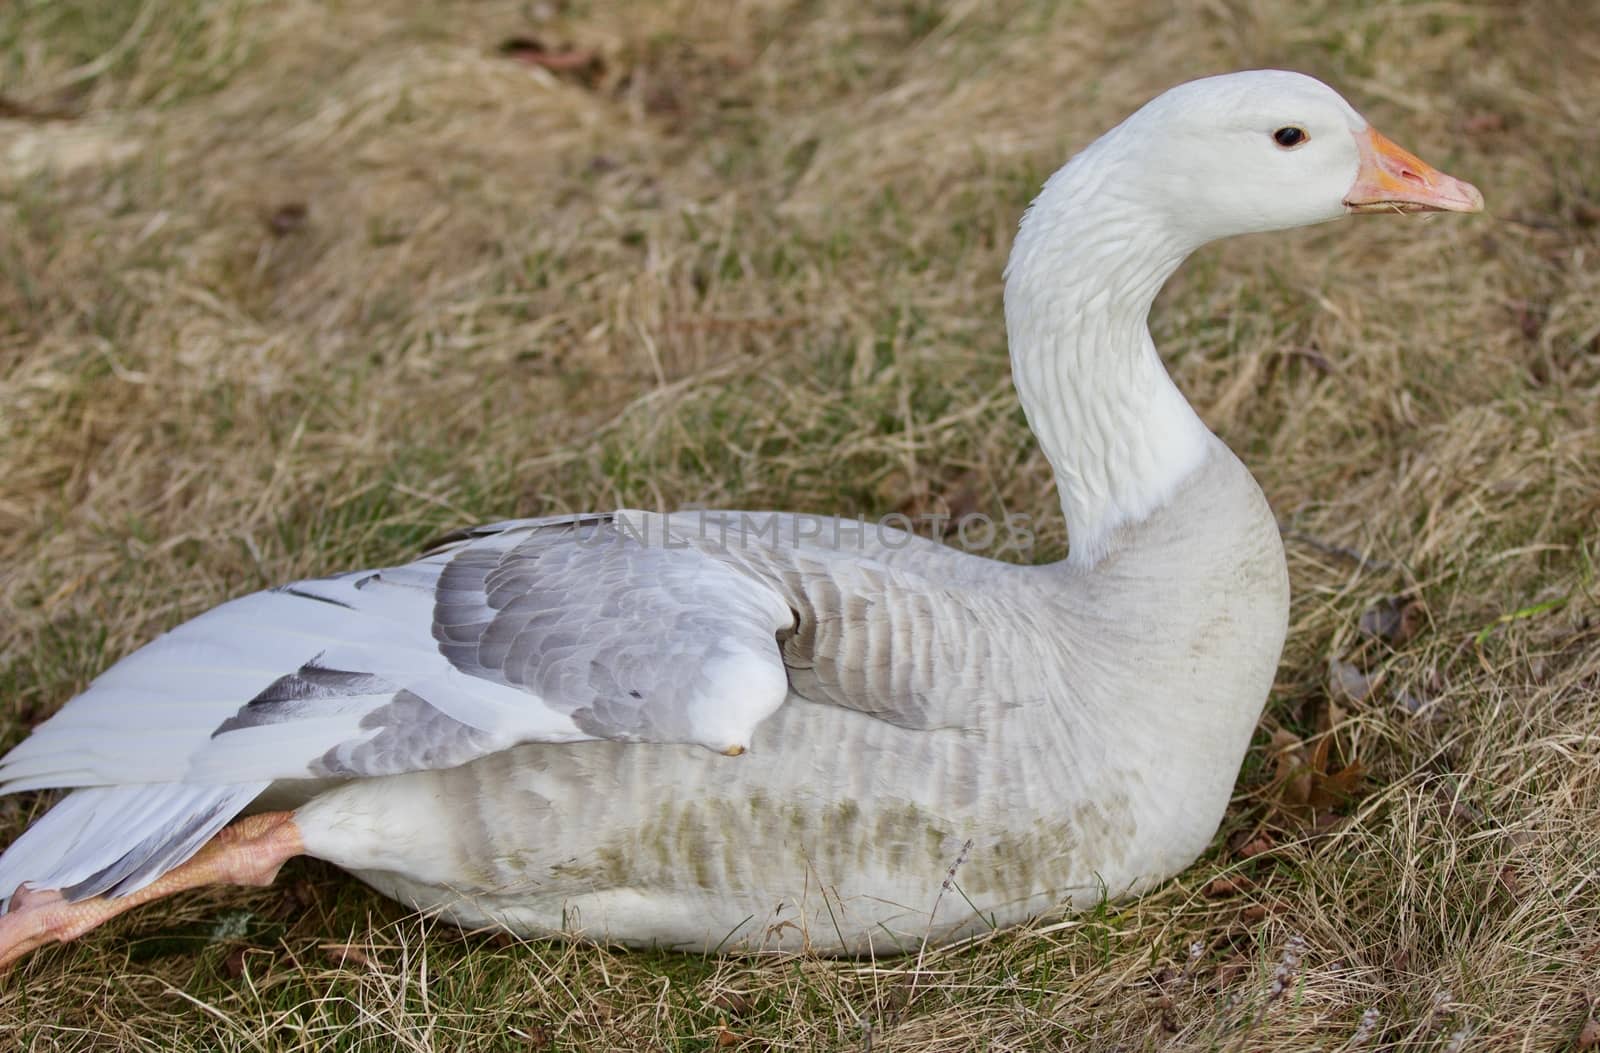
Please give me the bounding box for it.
[1343,127,1483,215]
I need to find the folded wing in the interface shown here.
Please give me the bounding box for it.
[0,512,795,902]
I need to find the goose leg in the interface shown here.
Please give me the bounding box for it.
[0,811,303,971]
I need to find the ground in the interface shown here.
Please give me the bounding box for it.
[1,0,1598,1049]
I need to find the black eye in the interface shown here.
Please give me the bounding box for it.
[1273,126,1308,148]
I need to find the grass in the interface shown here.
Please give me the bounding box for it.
[2,0,1598,1048]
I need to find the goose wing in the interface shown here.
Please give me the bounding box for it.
[0,513,796,796]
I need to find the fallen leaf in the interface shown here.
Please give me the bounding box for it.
[1202,874,1255,898]
[710,991,753,1017]
[1358,595,1427,647]
[1275,345,1334,373]
[1239,903,1269,924]
[1461,112,1506,134]
[1577,1016,1600,1050]
[944,474,982,528]
[1397,600,1427,644]
[1330,658,1374,703]
[891,471,984,539]
[518,1023,554,1047]
[715,1026,742,1048]
[1316,695,1347,737]
[321,942,376,968]
[1436,787,1487,827]
[284,878,319,912]
[1310,759,1365,810]
[1307,733,1333,779]
[1269,727,1301,753]
[264,202,308,237]
[1271,729,1314,810]
[0,94,78,121]
[1359,600,1400,641]
[1214,954,1251,988]
[1236,833,1275,859]
[1508,299,1546,342]
[1261,724,1365,828]
[499,37,604,85]
[1495,864,1522,902]
[221,945,250,980]
[643,78,684,117]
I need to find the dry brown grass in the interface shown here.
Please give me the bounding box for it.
[2,0,1598,1049]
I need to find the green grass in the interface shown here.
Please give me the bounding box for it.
[2,0,1599,1049]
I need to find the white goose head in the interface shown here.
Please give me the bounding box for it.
[1099,70,1483,246]
[1004,70,1482,566]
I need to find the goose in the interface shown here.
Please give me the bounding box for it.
[0,70,1481,968]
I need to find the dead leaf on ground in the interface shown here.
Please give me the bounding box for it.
[277,877,320,919]
[1508,299,1547,342]
[263,202,308,237]
[710,991,753,1017]
[1576,1016,1600,1050]
[1359,595,1427,647]
[1213,954,1251,989]
[1232,830,1276,859]
[0,94,78,122]
[1461,112,1507,135]
[1309,755,1365,811]
[1270,728,1313,810]
[1315,695,1348,737]
[1435,786,1488,828]
[1262,727,1365,825]
[1330,658,1375,703]
[321,942,378,968]
[888,470,983,538]
[499,37,605,85]
[1274,345,1334,374]
[1493,864,1522,903]
[1311,810,1344,835]
[221,945,250,980]
[1202,874,1255,898]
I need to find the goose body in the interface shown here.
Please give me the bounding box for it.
[0,71,1481,963]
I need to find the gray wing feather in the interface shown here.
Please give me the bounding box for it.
[430,513,795,745]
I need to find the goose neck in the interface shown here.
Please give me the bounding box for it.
[1003,163,1214,568]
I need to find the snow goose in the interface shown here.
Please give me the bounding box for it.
[0,70,1481,966]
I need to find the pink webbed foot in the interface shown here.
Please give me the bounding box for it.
[0,811,303,972]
